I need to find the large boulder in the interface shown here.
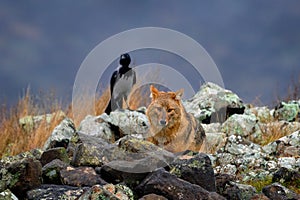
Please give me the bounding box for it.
[136,168,225,199]
[0,153,42,198]
[170,153,216,192]
[184,82,245,123]
[72,132,175,174]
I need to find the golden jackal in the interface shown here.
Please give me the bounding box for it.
[146,85,206,153]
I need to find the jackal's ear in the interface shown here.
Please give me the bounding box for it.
[175,89,184,100]
[150,85,159,99]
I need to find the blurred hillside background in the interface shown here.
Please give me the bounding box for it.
[1,0,300,106]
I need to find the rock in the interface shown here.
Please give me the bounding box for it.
[0,189,18,200]
[78,115,115,142]
[42,159,68,184]
[213,135,271,180]
[202,122,222,133]
[71,132,115,167]
[250,194,270,200]
[183,82,245,123]
[72,132,175,173]
[19,110,65,132]
[170,153,216,192]
[108,137,175,173]
[272,167,300,186]
[100,137,175,185]
[43,118,76,150]
[26,184,88,200]
[60,166,106,187]
[40,147,70,166]
[215,173,257,200]
[246,106,273,123]
[262,183,300,200]
[78,184,134,200]
[274,101,300,122]
[262,130,300,157]
[221,113,262,140]
[0,156,42,198]
[204,132,227,153]
[138,194,168,200]
[100,164,148,186]
[278,157,296,169]
[100,109,149,137]
[136,168,225,200]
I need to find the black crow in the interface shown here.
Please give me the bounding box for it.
[104,53,136,114]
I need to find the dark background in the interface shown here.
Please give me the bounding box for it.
[1,1,300,107]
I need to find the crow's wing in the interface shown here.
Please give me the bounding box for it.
[110,70,119,95]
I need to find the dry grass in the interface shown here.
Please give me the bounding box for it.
[259,121,300,146]
[0,89,65,157]
[0,82,148,158]
[274,73,300,105]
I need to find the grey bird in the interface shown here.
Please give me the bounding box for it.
[105,53,136,114]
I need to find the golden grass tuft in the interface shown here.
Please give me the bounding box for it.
[259,121,300,146]
[0,89,65,157]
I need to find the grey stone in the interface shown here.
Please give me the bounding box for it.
[205,132,227,153]
[19,110,65,132]
[262,130,300,157]
[0,189,18,200]
[202,123,222,133]
[100,109,149,136]
[278,157,296,169]
[184,82,245,123]
[221,113,262,140]
[245,106,273,123]
[72,133,174,173]
[274,101,300,122]
[43,118,76,150]
[78,115,114,142]
[170,153,216,192]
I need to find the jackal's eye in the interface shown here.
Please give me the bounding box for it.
[167,108,174,113]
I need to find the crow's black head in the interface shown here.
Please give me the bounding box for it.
[119,53,131,66]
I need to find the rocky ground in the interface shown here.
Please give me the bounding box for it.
[0,82,299,200]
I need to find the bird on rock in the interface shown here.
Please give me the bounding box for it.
[104,53,136,114]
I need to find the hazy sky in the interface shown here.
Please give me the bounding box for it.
[1,1,300,107]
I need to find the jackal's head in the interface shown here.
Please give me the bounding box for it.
[146,85,184,131]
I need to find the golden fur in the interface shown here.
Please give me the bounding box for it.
[146,85,206,153]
